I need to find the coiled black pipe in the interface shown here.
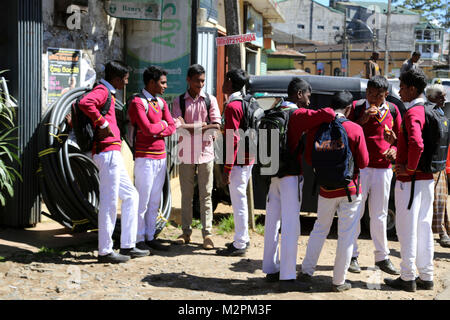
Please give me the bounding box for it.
[38,87,172,239]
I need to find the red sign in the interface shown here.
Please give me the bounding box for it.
[216,33,257,46]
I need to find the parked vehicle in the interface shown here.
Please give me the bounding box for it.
[191,75,406,235]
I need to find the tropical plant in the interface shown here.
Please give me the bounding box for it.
[0,71,21,206]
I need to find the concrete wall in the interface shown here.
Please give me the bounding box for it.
[42,0,125,113]
[337,3,419,52]
[273,0,344,44]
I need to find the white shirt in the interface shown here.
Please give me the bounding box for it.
[405,95,426,109]
[280,100,298,110]
[227,91,243,103]
[365,99,388,117]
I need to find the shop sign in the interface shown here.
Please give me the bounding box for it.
[105,0,163,20]
[216,33,257,46]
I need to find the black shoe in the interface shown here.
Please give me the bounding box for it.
[98,251,130,263]
[136,241,152,252]
[297,272,313,283]
[277,280,297,292]
[265,272,280,283]
[348,257,361,273]
[216,244,247,256]
[332,282,352,292]
[119,247,150,258]
[226,241,250,249]
[277,279,311,292]
[375,259,400,275]
[439,234,450,248]
[146,239,170,252]
[416,277,434,290]
[384,277,416,292]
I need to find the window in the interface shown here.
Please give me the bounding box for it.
[424,29,431,40]
[434,44,440,53]
[415,30,422,40]
[415,44,420,53]
[423,44,432,53]
[297,24,305,29]
[317,25,325,30]
[333,26,340,31]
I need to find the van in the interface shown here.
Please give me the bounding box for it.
[193,75,406,235]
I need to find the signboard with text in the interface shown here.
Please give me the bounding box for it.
[126,0,191,103]
[105,0,163,20]
[216,33,256,47]
[47,48,81,107]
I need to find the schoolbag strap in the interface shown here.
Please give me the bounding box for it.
[345,187,352,203]
[204,93,211,124]
[179,93,186,119]
[100,90,112,116]
[407,175,416,210]
[356,174,360,196]
[353,99,366,120]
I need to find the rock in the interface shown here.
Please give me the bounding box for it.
[55,286,64,293]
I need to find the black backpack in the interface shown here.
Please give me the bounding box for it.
[257,102,300,177]
[71,85,112,152]
[179,92,211,123]
[404,101,450,209]
[229,94,265,154]
[311,117,357,202]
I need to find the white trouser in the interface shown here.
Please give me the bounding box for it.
[93,150,139,256]
[228,164,253,249]
[302,194,361,286]
[263,175,303,280]
[353,167,393,262]
[395,179,434,281]
[134,157,167,242]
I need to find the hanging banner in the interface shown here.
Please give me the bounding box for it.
[47,48,81,107]
[105,0,163,20]
[126,0,191,103]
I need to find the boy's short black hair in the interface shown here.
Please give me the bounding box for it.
[367,75,389,91]
[226,69,249,92]
[287,77,312,97]
[104,61,130,82]
[412,51,421,57]
[143,65,168,85]
[187,64,205,78]
[331,90,353,111]
[399,68,427,94]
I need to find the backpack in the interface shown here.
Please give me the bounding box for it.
[311,117,356,202]
[257,101,300,177]
[179,92,211,123]
[121,92,164,152]
[229,94,265,153]
[353,99,398,122]
[403,102,450,209]
[71,85,112,152]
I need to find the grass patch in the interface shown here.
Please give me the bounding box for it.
[0,256,5,262]
[255,223,265,236]
[37,246,66,256]
[191,218,203,229]
[217,215,235,235]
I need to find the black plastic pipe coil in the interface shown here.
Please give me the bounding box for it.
[37,87,172,239]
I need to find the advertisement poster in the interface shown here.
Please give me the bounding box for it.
[47,48,81,107]
[126,0,191,103]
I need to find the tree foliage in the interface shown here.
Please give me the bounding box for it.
[393,0,449,28]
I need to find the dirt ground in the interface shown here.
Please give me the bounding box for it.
[0,198,449,301]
